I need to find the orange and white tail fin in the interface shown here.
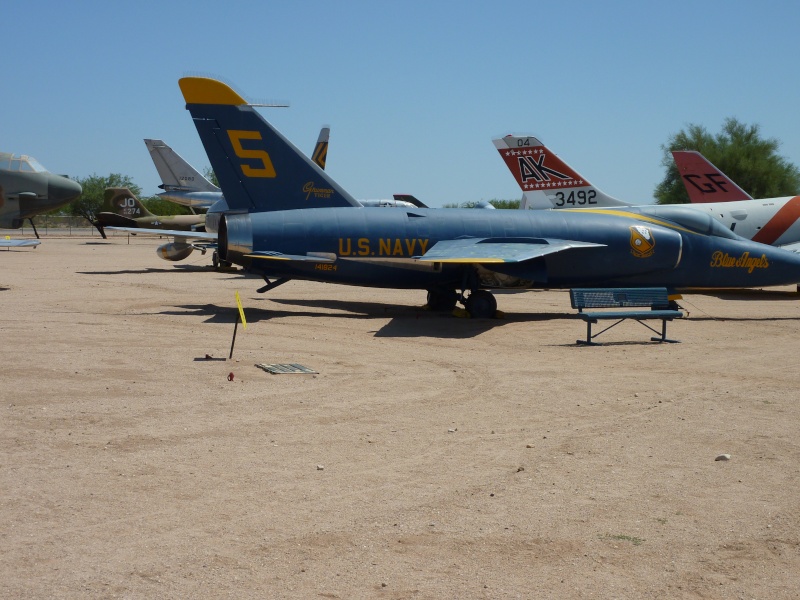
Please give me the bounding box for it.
[671,150,753,203]
[493,135,629,209]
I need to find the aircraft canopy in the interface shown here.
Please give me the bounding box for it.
[0,153,47,173]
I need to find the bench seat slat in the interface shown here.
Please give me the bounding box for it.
[570,287,672,310]
[578,309,683,322]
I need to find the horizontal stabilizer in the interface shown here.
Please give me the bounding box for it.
[96,213,138,228]
[416,237,605,263]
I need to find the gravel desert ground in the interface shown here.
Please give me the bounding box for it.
[2,235,800,599]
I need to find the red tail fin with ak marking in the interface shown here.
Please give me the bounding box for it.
[493,135,630,209]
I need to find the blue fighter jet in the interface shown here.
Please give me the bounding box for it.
[179,77,800,317]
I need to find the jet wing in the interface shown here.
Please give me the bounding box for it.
[779,241,800,253]
[247,251,335,263]
[415,237,605,263]
[105,226,217,241]
[0,238,41,247]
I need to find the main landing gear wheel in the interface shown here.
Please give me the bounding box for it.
[465,290,497,318]
[426,289,459,311]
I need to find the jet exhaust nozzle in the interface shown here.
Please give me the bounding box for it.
[219,212,253,264]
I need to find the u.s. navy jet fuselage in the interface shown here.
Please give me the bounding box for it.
[0,152,82,232]
[178,77,800,316]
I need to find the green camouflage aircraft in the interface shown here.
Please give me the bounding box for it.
[97,188,206,260]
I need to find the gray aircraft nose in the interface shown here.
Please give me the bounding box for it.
[48,175,82,205]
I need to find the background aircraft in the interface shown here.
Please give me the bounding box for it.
[672,150,753,203]
[493,135,630,210]
[97,187,205,231]
[497,135,800,251]
[671,150,800,249]
[100,188,214,262]
[144,138,221,210]
[0,152,82,237]
[1,236,40,248]
[179,77,800,317]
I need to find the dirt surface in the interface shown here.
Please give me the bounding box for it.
[2,236,800,599]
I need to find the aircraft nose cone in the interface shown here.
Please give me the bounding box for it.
[48,176,82,205]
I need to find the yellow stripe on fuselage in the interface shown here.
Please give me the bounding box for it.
[560,208,698,236]
[245,254,291,261]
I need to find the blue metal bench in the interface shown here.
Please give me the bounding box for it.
[569,288,684,345]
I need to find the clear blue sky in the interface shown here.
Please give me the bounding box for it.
[5,1,800,207]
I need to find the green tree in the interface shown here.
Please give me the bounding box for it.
[202,166,219,187]
[442,199,520,209]
[488,199,520,209]
[655,118,800,204]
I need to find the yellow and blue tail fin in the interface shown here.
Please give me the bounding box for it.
[179,77,360,212]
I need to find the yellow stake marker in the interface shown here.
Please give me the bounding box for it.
[235,291,247,330]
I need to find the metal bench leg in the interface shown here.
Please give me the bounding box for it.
[577,320,598,345]
[649,319,680,343]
